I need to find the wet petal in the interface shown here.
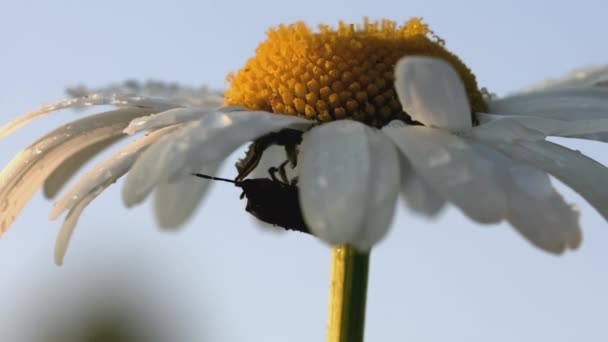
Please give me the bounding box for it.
[299,121,400,250]
[476,114,608,143]
[67,80,224,109]
[394,56,472,131]
[491,140,608,222]
[123,110,312,207]
[0,94,177,140]
[124,107,218,135]
[50,126,180,266]
[514,65,608,94]
[43,137,122,199]
[488,88,608,122]
[470,115,546,143]
[43,107,161,198]
[50,126,179,220]
[0,109,149,235]
[383,122,507,223]
[54,188,101,266]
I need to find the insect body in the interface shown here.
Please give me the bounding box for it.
[238,177,308,234]
[194,166,309,234]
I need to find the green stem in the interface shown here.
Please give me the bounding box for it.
[327,245,370,342]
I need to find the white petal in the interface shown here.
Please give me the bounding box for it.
[124,107,216,135]
[52,126,180,266]
[43,107,161,199]
[0,94,178,140]
[396,153,444,216]
[298,122,368,243]
[43,137,122,199]
[0,109,149,235]
[492,140,608,221]
[54,188,101,266]
[355,128,401,249]
[566,132,608,142]
[50,126,179,220]
[53,125,180,264]
[122,110,312,207]
[476,113,608,143]
[488,88,608,121]
[401,174,445,216]
[122,126,189,207]
[514,65,608,94]
[153,165,218,229]
[470,115,546,143]
[394,56,472,131]
[383,122,507,223]
[471,144,581,253]
[67,80,224,109]
[299,121,400,250]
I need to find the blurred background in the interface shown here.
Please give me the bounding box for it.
[1,0,607,341]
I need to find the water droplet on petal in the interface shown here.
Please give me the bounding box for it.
[427,149,451,167]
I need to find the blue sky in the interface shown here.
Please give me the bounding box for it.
[1,0,608,340]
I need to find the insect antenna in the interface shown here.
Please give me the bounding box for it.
[193,173,236,184]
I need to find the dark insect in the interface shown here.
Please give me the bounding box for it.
[193,163,310,235]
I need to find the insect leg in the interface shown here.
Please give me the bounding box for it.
[278,160,290,184]
[268,160,291,184]
[268,166,280,182]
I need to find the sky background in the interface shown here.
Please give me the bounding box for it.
[1,0,608,341]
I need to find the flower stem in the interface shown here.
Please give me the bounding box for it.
[327,245,370,342]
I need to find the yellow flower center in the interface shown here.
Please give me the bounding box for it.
[225,18,486,127]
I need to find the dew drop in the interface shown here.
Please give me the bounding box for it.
[427,149,451,167]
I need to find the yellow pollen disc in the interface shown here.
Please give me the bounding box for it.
[225,18,486,127]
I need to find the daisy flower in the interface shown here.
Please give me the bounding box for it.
[1,18,608,263]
